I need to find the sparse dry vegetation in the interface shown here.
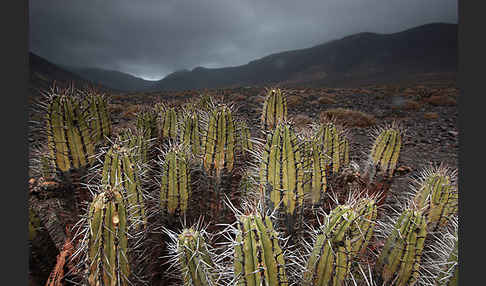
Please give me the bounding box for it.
[319,108,377,127]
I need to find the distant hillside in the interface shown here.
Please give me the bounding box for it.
[30,23,457,92]
[154,23,457,90]
[62,66,157,92]
[29,52,112,96]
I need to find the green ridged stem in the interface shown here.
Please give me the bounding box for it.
[157,104,179,140]
[181,111,203,156]
[101,144,147,229]
[87,190,130,286]
[351,198,377,255]
[375,209,427,286]
[370,127,402,177]
[315,123,349,174]
[177,228,217,286]
[303,205,362,286]
[413,170,458,232]
[45,94,95,173]
[237,120,253,154]
[136,110,159,140]
[160,147,191,216]
[118,129,150,165]
[234,214,288,286]
[261,88,288,130]
[259,123,304,217]
[302,139,328,205]
[202,105,236,176]
[85,94,112,143]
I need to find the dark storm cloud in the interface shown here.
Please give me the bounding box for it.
[29,0,457,80]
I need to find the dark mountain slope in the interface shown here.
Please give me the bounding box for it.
[154,23,457,90]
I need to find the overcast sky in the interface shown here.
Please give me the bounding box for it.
[29,0,457,81]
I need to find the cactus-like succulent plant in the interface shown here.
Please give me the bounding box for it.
[86,189,130,286]
[101,143,147,230]
[118,128,151,165]
[156,103,179,140]
[375,209,427,286]
[258,123,304,218]
[315,122,349,175]
[411,165,458,232]
[180,111,203,157]
[302,201,376,286]
[261,88,288,130]
[136,109,159,140]
[368,123,402,178]
[175,228,218,286]
[301,138,328,205]
[202,104,237,176]
[237,120,253,155]
[158,145,192,217]
[84,93,112,143]
[45,93,96,173]
[234,213,288,286]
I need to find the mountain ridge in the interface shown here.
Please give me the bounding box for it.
[30,22,457,92]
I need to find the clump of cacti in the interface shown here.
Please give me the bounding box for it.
[202,104,237,177]
[84,92,112,143]
[100,142,147,230]
[233,213,289,286]
[165,225,219,286]
[302,197,377,286]
[28,86,459,286]
[136,109,159,141]
[85,189,131,286]
[374,208,427,286]
[44,92,96,173]
[261,88,288,130]
[257,122,305,235]
[301,137,328,205]
[180,110,203,157]
[314,121,350,175]
[366,122,403,179]
[410,164,458,232]
[157,144,192,218]
[156,103,179,140]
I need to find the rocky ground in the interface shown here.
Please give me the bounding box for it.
[27,80,459,285]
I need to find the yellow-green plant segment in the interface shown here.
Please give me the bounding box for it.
[234,214,288,286]
[45,94,96,172]
[101,144,147,229]
[412,167,458,232]
[315,122,349,174]
[157,104,179,140]
[85,94,112,143]
[118,129,151,165]
[202,105,236,176]
[181,111,203,156]
[261,88,288,130]
[369,127,402,177]
[136,110,159,140]
[177,228,217,286]
[302,139,328,205]
[237,120,253,154]
[259,123,304,216]
[160,147,191,216]
[303,204,371,286]
[375,209,427,286]
[87,190,130,286]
